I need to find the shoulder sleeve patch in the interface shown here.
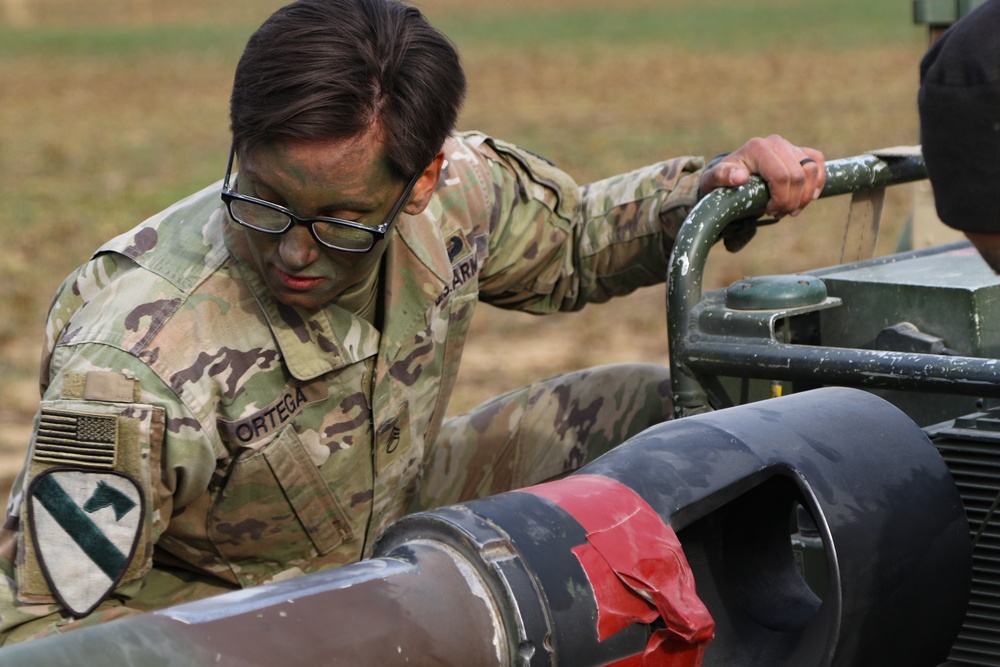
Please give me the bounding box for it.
[26,468,144,617]
[18,398,162,613]
[34,408,119,469]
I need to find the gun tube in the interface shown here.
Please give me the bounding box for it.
[0,387,970,666]
[0,543,509,666]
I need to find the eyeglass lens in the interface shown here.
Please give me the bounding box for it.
[228,198,375,251]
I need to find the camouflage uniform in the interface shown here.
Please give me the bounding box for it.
[0,132,701,643]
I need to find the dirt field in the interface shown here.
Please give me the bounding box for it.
[0,0,931,499]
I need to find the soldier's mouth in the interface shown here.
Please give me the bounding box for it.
[273,266,324,291]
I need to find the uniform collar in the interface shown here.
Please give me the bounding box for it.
[391,200,453,286]
[225,223,382,381]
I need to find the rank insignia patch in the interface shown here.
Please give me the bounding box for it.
[28,469,143,616]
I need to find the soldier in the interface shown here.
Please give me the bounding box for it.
[919,0,1000,271]
[0,0,824,643]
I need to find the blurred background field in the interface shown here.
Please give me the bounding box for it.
[0,0,932,495]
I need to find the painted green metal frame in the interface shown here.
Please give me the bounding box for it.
[667,153,1000,418]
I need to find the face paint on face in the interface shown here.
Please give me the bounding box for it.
[231,135,408,311]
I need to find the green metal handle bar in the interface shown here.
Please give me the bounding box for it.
[667,153,1000,417]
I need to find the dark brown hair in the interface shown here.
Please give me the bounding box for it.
[230,0,466,179]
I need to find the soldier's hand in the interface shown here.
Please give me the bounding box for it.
[700,135,825,220]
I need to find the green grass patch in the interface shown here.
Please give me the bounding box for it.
[0,24,257,58]
[434,1,925,52]
[1,0,926,59]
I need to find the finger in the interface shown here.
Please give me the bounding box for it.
[765,137,810,218]
[787,148,826,216]
[801,147,826,199]
[785,157,814,216]
[718,162,751,189]
[700,161,750,194]
[734,137,796,218]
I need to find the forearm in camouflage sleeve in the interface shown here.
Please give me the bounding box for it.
[570,156,703,307]
[471,134,703,312]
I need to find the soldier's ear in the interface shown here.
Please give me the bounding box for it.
[402,151,444,215]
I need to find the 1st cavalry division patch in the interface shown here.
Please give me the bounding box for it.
[28,469,143,616]
[26,407,143,616]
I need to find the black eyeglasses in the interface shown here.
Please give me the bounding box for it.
[220,144,420,253]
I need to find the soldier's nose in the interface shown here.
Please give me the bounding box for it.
[279,225,319,269]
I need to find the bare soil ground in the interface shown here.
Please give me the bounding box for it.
[0,0,931,500]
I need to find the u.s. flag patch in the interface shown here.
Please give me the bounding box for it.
[33,408,118,469]
[27,469,143,616]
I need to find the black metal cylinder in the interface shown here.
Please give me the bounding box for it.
[0,387,971,667]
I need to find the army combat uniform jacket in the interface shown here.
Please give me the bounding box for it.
[0,132,701,641]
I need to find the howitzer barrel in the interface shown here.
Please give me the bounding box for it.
[0,541,507,666]
[0,387,971,666]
